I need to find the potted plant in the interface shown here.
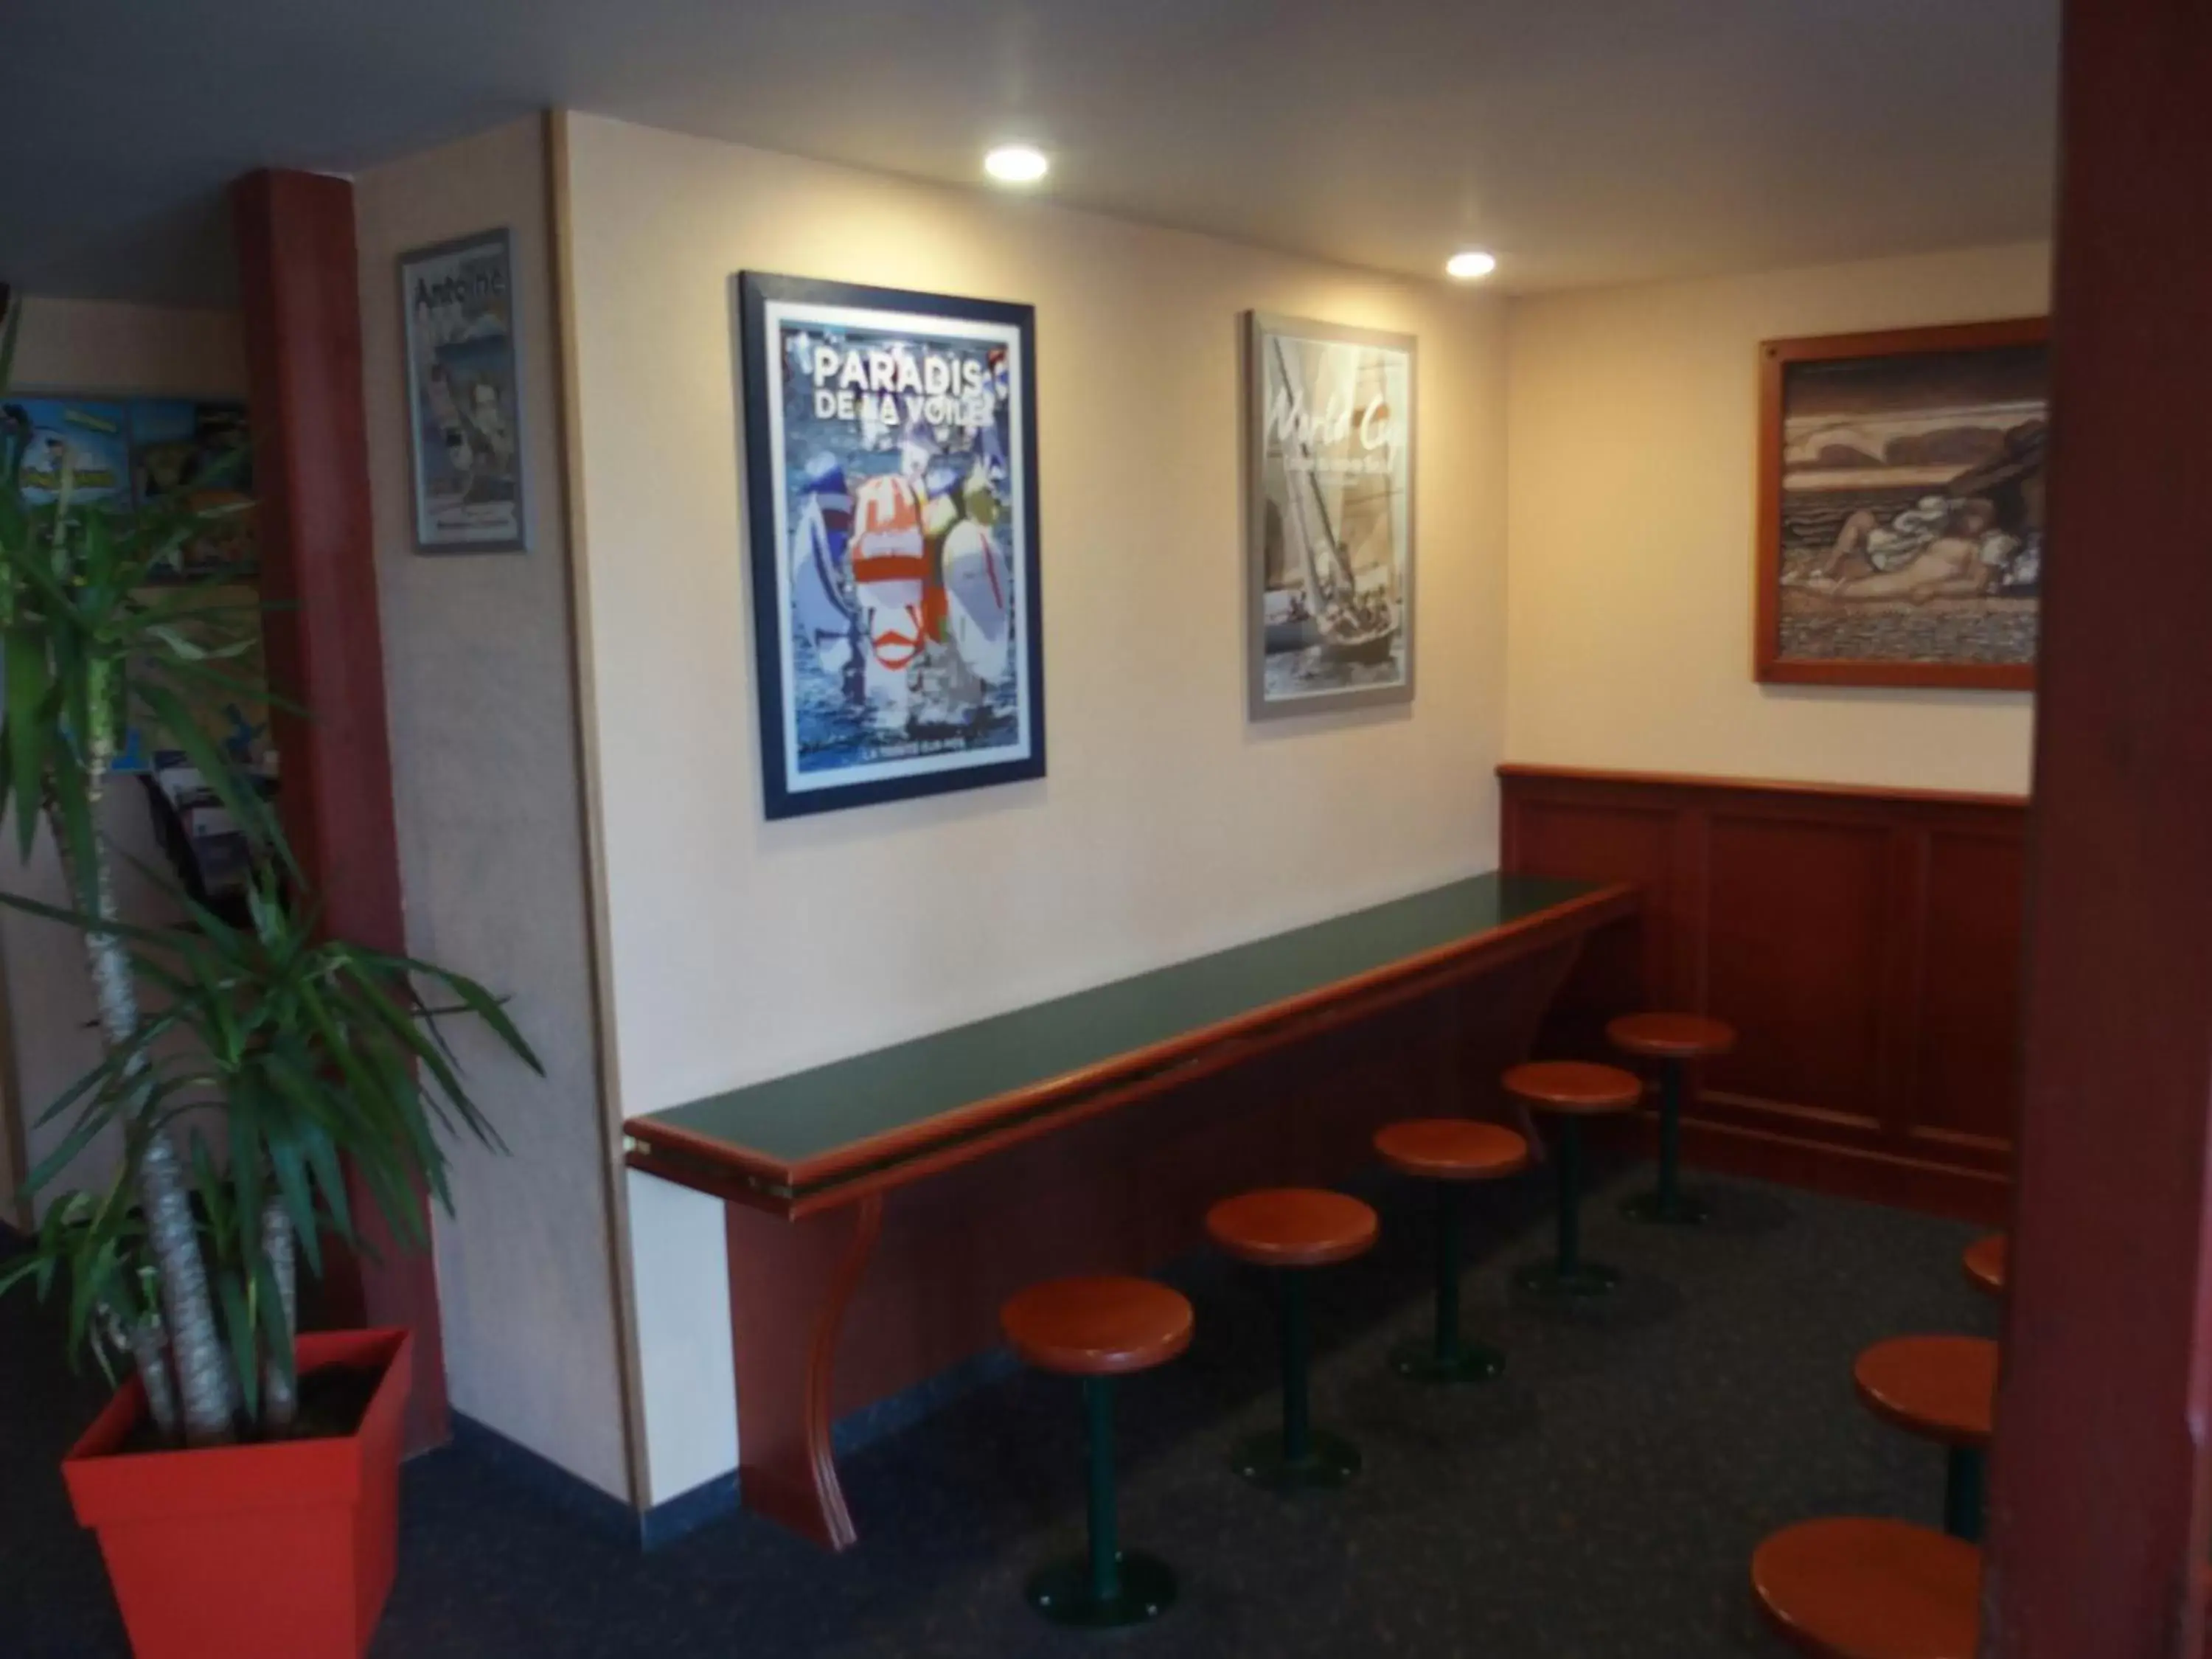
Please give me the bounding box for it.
[0,302,539,1658]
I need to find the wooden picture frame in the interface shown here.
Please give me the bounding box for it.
[1754,316,2048,690]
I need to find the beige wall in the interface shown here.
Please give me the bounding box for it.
[1503,241,2050,796]
[355,116,630,1500]
[0,296,247,1228]
[562,113,1512,1128]
[11,297,246,394]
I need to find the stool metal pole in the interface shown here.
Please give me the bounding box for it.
[1555,1117,1583,1276]
[1082,1377,1120,1604]
[1279,1269,1310,1464]
[1656,1060,1683,1212]
[1944,1445,1985,1542]
[1434,1181,1463,1361]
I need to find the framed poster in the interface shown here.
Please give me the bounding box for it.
[737,272,1045,820]
[1245,311,1416,720]
[1,394,255,580]
[399,228,528,553]
[1756,317,2048,690]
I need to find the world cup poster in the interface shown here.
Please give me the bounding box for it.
[737,274,1045,819]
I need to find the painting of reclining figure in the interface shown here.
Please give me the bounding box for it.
[1756,318,2048,690]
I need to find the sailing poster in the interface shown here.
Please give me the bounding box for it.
[399,227,528,553]
[1245,313,1416,718]
[737,274,1045,820]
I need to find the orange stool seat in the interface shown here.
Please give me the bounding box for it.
[1501,1059,1642,1114]
[1606,1011,1738,1059]
[1854,1338,1997,1449]
[1752,1517,1980,1659]
[1001,1276,1194,1377]
[1206,1188,1379,1268]
[1961,1235,2006,1298]
[1854,1335,1997,1540]
[1374,1119,1530,1181]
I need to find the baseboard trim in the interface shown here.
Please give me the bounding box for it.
[639,1468,743,1551]
[449,1340,1028,1552]
[449,1412,740,1553]
[1679,1116,2008,1227]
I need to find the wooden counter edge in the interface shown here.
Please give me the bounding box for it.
[623,880,1641,1211]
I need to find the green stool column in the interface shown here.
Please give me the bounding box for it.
[1229,1268,1361,1489]
[1206,1187,1377,1494]
[1500,1060,1639,1301]
[1512,1116,1622,1298]
[1621,1058,1711,1224]
[1389,1182,1506,1383]
[1607,1012,1735,1225]
[1851,1335,1997,1554]
[1943,1445,1985,1542]
[1026,1377,1177,1626]
[1001,1273,1190,1630]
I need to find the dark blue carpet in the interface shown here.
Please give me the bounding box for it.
[2,1171,1996,1658]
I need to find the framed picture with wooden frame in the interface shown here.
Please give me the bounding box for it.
[1754,316,2048,691]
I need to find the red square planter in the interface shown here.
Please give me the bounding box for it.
[63,1328,414,1659]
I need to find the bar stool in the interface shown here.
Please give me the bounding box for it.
[1373,1119,1529,1383]
[1001,1275,1194,1627]
[1752,1517,1980,1658]
[1607,1011,1736,1225]
[1961,1234,2006,1298]
[1504,1060,1642,1299]
[1854,1335,1997,1541]
[1206,1188,1378,1491]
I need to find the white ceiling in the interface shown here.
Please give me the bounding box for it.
[2,0,2059,308]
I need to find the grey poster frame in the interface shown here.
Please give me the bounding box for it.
[1244,310,1418,722]
[398,226,531,555]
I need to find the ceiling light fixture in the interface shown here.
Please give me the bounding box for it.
[1446,250,1498,280]
[984,144,1051,185]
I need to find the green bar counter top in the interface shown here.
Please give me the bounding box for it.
[622,871,1638,1550]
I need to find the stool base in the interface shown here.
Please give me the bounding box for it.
[1388,1335,1505,1385]
[1621,1189,1710,1226]
[1025,1551,1178,1627]
[1230,1427,1362,1492]
[1513,1259,1621,1299]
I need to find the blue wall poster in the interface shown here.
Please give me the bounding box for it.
[737,273,1045,820]
[2,394,255,580]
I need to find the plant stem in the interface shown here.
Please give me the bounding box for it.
[48,771,236,1447]
[260,1200,297,1434]
[97,1302,181,1443]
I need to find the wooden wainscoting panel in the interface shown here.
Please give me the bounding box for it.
[1499,765,2025,1220]
[1907,828,2025,1159]
[1704,813,1891,1125]
[1500,800,1678,1050]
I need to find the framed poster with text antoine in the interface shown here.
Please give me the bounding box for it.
[398,227,529,553]
[737,273,1045,819]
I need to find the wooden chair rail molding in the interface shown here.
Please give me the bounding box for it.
[1498,764,2028,1223]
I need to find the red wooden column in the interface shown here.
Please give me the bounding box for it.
[1982,4,2212,1653]
[231,170,447,1450]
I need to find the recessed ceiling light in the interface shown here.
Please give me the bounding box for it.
[1446,250,1498,280]
[984,144,1050,186]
